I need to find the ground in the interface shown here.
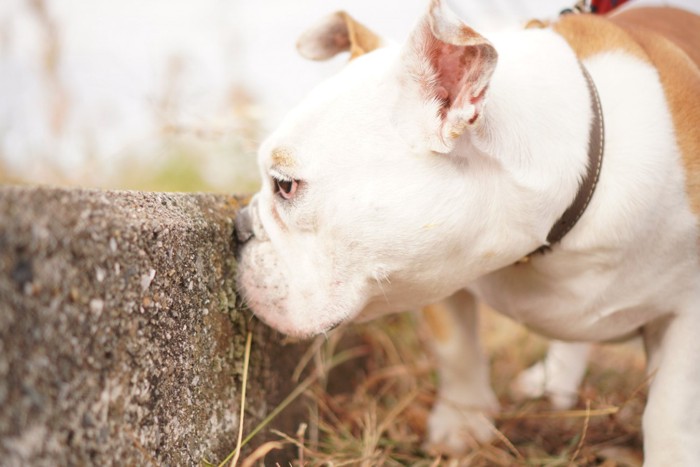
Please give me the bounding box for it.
[227,307,646,466]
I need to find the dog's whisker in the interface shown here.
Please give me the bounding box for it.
[373,271,391,305]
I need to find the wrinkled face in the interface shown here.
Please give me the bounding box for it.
[237,58,502,336]
[235,2,533,337]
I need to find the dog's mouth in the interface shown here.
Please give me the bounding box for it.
[250,307,346,338]
[237,263,353,338]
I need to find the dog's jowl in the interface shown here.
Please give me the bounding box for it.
[235,1,700,464]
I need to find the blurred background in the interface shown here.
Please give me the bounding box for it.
[0,0,696,193]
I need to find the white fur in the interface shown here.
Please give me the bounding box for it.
[236,3,700,463]
[419,292,498,454]
[511,341,591,410]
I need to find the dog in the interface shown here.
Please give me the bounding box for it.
[235,1,700,463]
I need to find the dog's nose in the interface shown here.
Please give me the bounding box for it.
[234,205,255,258]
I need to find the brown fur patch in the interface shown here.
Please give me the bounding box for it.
[271,147,296,168]
[297,11,381,61]
[525,18,549,30]
[610,7,700,66]
[421,303,454,343]
[552,13,648,62]
[340,11,382,59]
[609,8,700,214]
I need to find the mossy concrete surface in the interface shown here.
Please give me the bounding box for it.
[0,186,306,465]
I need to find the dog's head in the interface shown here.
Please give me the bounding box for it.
[235,0,553,337]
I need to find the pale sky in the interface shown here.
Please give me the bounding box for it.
[0,0,697,187]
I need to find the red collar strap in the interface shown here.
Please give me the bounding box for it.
[561,0,631,15]
[590,0,630,15]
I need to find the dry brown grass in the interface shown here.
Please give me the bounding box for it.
[234,307,647,466]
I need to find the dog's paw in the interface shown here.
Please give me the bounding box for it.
[511,361,547,399]
[424,399,497,456]
[511,362,578,410]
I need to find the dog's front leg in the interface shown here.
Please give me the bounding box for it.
[642,308,700,466]
[420,290,498,455]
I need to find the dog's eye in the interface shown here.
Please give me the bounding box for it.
[272,177,298,200]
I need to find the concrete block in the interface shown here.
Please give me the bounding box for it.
[0,186,306,465]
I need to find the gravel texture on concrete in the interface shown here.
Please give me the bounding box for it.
[0,185,306,466]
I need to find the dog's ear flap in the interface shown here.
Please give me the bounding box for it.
[297,11,383,61]
[404,0,498,153]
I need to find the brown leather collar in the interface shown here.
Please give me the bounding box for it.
[520,62,604,261]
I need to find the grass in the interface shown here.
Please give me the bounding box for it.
[226,307,646,466]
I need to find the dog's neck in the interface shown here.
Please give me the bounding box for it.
[526,62,604,259]
[462,28,599,259]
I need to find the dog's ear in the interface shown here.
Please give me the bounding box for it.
[404,0,498,153]
[297,11,383,61]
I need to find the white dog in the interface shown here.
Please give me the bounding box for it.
[235,1,700,464]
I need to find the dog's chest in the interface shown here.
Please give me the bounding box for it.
[471,245,697,341]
